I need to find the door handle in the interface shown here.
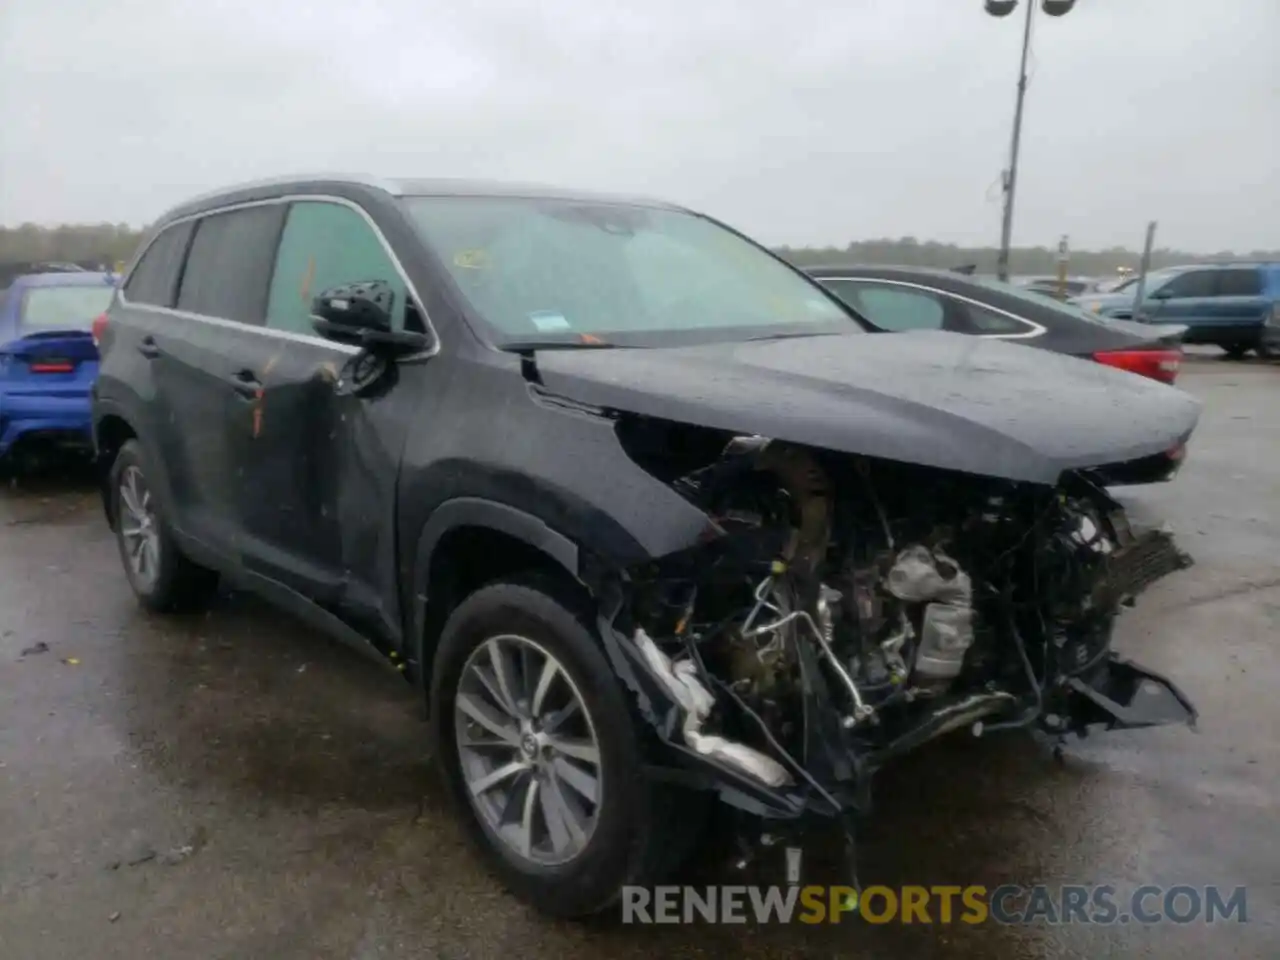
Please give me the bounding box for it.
[138,336,161,359]
[230,369,262,400]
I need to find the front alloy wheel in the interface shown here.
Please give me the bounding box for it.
[432,579,703,917]
[455,634,602,866]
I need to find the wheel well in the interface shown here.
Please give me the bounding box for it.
[418,525,587,685]
[95,415,136,527]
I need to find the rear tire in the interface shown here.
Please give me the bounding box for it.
[430,577,702,918]
[1222,344,1250,359]
[108,439,219,613]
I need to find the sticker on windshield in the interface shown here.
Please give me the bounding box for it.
[528,311,571,332]
[454,249,490,269]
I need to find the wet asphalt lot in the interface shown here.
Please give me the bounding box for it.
[1,354,1277,960]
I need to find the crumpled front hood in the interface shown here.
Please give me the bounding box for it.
[533,331,1202,484]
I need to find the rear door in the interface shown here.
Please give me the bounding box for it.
[1206,268,1268,340]
[163,204,286,557]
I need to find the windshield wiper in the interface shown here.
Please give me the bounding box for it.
[741,330,848,343]
[499,339,619,352]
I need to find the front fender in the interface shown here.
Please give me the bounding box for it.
[406,496,583,693]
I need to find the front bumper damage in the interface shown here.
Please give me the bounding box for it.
[1062,657,1198,732]
[600,616,1197,823]
[594,517,1199,825]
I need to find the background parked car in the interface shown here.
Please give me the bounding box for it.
[0,271,116,464]
[1072,261,1280,358]
[805,265,1187,384]
[1014,275,1100,301]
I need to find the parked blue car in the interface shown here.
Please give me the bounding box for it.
[1072,261,1280,358]
[0,271,117,462]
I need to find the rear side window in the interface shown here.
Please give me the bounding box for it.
[265,201,407,335]
[177,205,286,325]
[953,300,1035,335]
[820,279,945,331]
[123,221,194,307]
[1214,269,1263,297]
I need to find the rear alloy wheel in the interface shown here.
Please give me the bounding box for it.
[109,440,218,613]
[432,579,699,917]
[118,464,161,592]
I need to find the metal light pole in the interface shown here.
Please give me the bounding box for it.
[985,0,1079,282]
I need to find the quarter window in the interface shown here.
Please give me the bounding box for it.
[819,279,945,331]
[266,201,407,335]
[176,205,286,325]
[1214,269,1263,297]
[953,300,1035,335]
[123,221,194,308]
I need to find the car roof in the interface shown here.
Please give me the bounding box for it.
[158,173,682,224]
[1143,261,1278,273]
[804,263,962,280]
[7,271,115,289]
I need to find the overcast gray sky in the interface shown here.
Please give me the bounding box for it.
[1,0,1276,251]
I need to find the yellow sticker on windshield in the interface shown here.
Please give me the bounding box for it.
[454,249,490,269]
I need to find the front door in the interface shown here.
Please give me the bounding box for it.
[1144,268,1217,331]
[229,198,422,643]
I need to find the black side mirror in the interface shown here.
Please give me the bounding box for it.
[311,280,431,356]
[1149,287,1174,300]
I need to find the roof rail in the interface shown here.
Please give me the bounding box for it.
[173,172,403,209]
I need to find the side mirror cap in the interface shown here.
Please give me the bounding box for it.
[312,280,431,356]
[312,280,395,337]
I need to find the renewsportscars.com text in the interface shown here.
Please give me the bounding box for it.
[620,884,1249,925]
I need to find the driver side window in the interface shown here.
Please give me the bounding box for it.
[266,201,408,336]
[1156,270,1216,299]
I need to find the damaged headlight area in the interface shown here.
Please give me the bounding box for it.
[595,428,1198,825]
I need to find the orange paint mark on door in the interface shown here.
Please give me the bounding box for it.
[299,256,316,304]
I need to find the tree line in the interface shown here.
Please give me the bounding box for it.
[2,222,1276,279]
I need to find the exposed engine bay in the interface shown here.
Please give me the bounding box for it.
[597,432,1198,831]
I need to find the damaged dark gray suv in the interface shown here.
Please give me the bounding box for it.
[92,175,1201,917]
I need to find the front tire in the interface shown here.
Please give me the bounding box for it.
[1222,344,1251,359]
[108,439,218,613]
[430,578,690,918]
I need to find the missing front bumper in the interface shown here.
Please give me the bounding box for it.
[1061,655,1198,732]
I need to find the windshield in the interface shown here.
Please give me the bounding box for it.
[19,284,113,332]
[400,196,861,346]
[1111,270,1177,296]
